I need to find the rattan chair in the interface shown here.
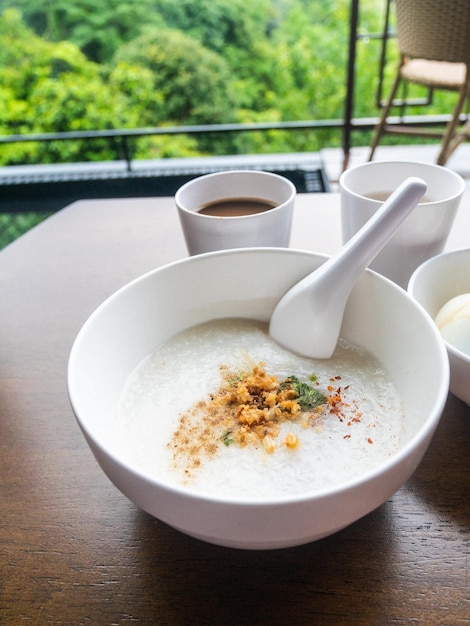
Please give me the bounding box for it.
[369,0,470,166]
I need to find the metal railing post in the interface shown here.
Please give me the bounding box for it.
[343,0,360,171]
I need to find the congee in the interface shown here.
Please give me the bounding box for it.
[115,318,404,499]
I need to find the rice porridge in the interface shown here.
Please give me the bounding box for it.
[115,318,404,500]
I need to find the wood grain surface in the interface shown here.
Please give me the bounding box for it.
[0,195,468,625]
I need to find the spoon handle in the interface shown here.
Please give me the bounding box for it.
[300,177,427,301]
[327,176,427,282]
[270,177,427,359]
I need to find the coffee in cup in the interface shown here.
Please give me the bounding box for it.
[175,170,296,255]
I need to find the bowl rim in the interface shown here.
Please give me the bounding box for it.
[68,246,450,507]
[408,247,470,365]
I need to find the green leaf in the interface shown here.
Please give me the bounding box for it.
[281,376,326,410]
[221,430,235,446]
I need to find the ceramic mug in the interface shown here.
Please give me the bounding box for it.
[340,161,465,288]
[175,170,296,255]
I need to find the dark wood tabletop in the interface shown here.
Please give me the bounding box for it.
[1,194,468,625]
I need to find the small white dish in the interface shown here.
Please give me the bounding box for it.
[408,248,470,405]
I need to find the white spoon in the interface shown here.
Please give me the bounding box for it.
[269,177,427,359]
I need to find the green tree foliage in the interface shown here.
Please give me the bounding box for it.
[0,0,456,166]
[1,0,164,62]
[150,0,278,110]
[0,8,136,163]
[152,0,274,55]
[114,29,235,126]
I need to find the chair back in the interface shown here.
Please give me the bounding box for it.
[396,0,470,65]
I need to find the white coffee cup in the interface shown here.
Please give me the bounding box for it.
[175,170,296,255]
[340,161,465,288]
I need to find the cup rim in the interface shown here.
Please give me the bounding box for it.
[175,169,297,219]
[339,160,465,205]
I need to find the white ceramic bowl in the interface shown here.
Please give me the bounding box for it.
[408,248,470,405]
[68,248,449,550]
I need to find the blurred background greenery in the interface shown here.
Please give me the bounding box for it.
[0,0,456,247]
[0,0,396,164]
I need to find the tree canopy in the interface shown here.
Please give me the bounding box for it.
[0,0,448,166]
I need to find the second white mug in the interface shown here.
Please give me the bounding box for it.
[340,161,465,288]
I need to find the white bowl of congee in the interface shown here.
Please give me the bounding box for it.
[68,248,449,550]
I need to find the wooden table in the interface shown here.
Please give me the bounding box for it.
[1,193,469,624]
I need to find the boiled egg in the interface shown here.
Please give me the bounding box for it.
[435,293,470,356]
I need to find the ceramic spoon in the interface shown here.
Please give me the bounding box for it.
[269,177,427,359]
